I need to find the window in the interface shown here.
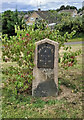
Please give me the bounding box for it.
[30,17,35,21]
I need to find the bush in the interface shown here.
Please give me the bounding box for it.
[2,25,81,96]
[2,9,26,37]
[55,16,84,35]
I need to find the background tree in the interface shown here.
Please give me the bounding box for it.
[2,10,13,35]
[56,5,77,12]
[70,6,77,10]
[65,5,70,10]
[55,14,83,35]
[2,9,26,37]
[77,8,82,13]
[82,6,84,11]
[60,5,65,10]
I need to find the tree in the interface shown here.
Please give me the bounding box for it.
[82,6,84,11]
[55,14,84,35]
[70,6,77,10]
[65,5,70,10]
[2,10,13,35]
[78,8,82,13]
[57,5,77,11]
[2,9,26,37]
[60,5,65,10]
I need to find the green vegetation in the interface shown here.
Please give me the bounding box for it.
[1,25,83,119]
[2,5,84,38]
[77,6,84,13]
[56,5,77,12]
[68,33,84,42]
[55,16,84,35]
[2,9,26,36]
[1,5,83,118]
[1,44,83,118]
[2,25,82,97]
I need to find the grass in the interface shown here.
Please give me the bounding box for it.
[68,33,84,42]
[2,95,66,118]
[59,44,83,90]
[1,44,83,119]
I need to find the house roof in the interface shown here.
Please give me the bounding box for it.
[36,11,48,19]
[36,10,57,23]
[58,9,77,14]
[25,9,57,24]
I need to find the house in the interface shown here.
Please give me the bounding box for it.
[25,8,57,26]
[78,10,84,16]
[24,14,29,20]
[58,9,77,17]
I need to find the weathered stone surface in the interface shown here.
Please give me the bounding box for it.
[32,38,59,97]
[37,43,55,68]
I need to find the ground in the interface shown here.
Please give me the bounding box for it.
[0,41,83,118]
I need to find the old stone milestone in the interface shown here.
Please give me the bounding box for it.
[32,38,59,97]
[37,43,55,68]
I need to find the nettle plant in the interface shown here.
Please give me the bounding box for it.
[2,25,81,96]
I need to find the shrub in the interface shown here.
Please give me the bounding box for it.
[55,16,84,35]
[2,25,81,96]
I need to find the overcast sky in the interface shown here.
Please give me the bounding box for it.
[0,0,84,12]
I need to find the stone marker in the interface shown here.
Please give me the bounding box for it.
[32,38,59,97]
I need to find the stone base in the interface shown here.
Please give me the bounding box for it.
[32,68,58,97]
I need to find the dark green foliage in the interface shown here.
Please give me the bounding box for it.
[34,19,47,30]
[2,9,26,37]
[78,6,84,13]
[56,5,77,12]
[55,16,83,35]
[60,5,66,10]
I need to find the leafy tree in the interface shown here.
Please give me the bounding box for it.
[2,10,13,35]
[2,9,26,36]
[56,5,77,12]
[55,15,83,34]
[60,5,65,10]
[65,5,70,10]
[70,6,77,10]
[78,6,84,13]
[78,8,82,13]
[82,6,84,11]
[19,11,25,16]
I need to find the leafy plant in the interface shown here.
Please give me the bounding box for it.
[55,16,83,35]
[2,9,26,37]
[61,46,81,69]
[2,25,81,96]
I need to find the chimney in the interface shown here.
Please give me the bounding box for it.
[38,8,41,12]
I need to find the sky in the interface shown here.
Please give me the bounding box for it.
[0,0,84,12]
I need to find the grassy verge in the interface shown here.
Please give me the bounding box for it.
[68,33,84,42]
[1,44,83,119]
